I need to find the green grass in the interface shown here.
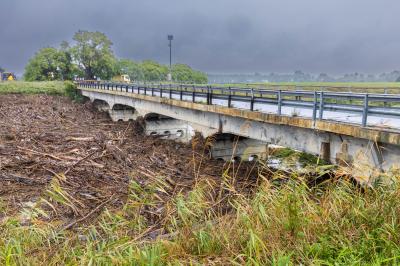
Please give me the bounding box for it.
[0,81,84,102]
[0,81,77,95]
[273,147,329,167]
[1,164,400,265]
[217,82,400,94]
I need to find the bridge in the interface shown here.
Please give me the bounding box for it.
[77,82,400,172]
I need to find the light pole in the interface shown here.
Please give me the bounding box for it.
[167,34,173,81]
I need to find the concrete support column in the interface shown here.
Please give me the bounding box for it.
[320,142,331,163]
[210,137,269,161]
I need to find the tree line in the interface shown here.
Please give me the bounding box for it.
[24,30,208,84]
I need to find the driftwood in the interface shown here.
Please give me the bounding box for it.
[0,94,259,234]
[62,195,115,231]
[0,173,44,185]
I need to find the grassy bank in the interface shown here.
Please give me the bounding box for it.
[0,81,66,95]
[1,165,400,265]
[0,81,74,95]
[0,81,83,102]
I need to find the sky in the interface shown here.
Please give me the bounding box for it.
[0,0,399,76]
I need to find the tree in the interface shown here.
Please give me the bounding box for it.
[71,30,116,80]
[172,64,207,84]
[59,41,81,80]
[24,47,70,81]
[115,59,144,81]
[396,76,400,82]
[0,66,4,73]
[141,60,168,81]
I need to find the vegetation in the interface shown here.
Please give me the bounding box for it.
[114,59,208,83]
[141,60,169,81]
[71,30,116,80]
[115,58,144,81]
[0,81,73,95]
[24,47,78,81]
[272,147,329,167]
[1,162,400,265]
[172,63,208,84]
[23,30,208,83]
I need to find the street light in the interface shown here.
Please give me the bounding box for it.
[167,34,173,81]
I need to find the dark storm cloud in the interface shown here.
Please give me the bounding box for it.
[1,0,400,75]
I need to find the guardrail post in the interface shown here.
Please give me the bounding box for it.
[192,90,195,102]
[295,85,300,101]
[228,87,232,108]
[362,94,369,127]
[144,86,147,95]
[312,91,317,122]
[210,86,213,105]
[160,86,163,97]
[277,90,282,115]
[107,84,110,90]
[319,91,324,120]
[384,88,388,107]
[151,87,154,96]
[169,86,172,99]
[250,88,255,111]
[125,85,128,92]
[206,87,210,105]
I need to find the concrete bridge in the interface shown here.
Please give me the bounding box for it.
[77,82,400,172]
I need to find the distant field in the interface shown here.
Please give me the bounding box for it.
[216,82,400,94]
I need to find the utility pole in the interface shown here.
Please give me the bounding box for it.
[167,34,173,81]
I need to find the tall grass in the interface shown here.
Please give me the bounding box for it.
[1,163,400,265]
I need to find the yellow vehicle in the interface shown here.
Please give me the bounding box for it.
[112,74,130,83]
[1,72,16,81]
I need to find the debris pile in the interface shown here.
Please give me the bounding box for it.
[0,95,259,227]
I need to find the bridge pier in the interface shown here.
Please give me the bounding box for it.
[92,99,110,112]
[210,134,269,161]
[145,119,195,142]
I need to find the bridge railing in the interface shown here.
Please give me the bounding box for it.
[78,82,400,127]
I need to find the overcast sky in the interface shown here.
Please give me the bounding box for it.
[1,0,399,75]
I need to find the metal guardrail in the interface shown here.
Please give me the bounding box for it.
[78,82,400,127]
